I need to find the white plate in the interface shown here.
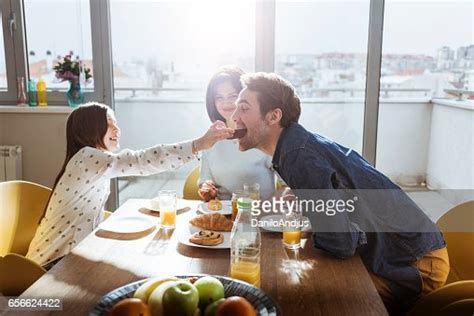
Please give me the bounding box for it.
[178,225,230,249]
[197,200,232,216]
[98,216,156,234]
[258,215,312,232]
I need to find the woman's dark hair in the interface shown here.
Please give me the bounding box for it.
[205,66,245,122]
[53,102,110,189]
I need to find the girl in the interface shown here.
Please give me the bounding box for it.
[26,102,233,268]
[198,66,275,201]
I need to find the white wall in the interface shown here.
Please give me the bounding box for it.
[376,101,433,186]
[426,100,474,204]
[0,111,68,188]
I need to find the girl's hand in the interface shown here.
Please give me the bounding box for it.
[198,180,218,202]
[193,121,234,153]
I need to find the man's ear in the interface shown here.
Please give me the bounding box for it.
[265,108,282,126]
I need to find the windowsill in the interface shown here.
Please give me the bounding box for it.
[431,98,474,111]
[0,106,73,114]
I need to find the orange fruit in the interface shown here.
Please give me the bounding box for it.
[108,298,152,316]
[215,296,257,316]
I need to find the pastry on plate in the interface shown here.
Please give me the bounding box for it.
[189,230,224,246]
[208,199,222,211]
[189,213,233,232]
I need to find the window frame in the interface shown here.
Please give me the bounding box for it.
[0,0,107,105]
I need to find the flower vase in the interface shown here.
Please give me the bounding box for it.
[66,79,84,108]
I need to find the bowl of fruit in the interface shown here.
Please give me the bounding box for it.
[89,275,281,316]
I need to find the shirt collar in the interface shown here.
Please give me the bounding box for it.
[272,122,309,171]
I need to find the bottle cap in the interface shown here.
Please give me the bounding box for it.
[237,197,253,209]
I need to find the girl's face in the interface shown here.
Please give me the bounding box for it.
[214,81,239,124]
[102,111,121,152]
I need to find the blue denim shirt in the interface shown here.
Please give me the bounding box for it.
[272,123,445,303]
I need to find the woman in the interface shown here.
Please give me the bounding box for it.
[26,102,233,268]
[198,66,275,201]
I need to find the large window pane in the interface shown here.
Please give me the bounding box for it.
[275,0,370,152]
[0,15,7,91]
[110,0,256,205]
[24,0,94,91]
[376,0,474,221]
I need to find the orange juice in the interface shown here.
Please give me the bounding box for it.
[230,261,261,287]
[160,209,176,227]
[283,231,302,246]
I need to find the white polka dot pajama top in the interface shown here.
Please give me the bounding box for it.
[26,141,194,267]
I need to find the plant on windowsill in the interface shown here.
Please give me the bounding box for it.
[53,54,92,108]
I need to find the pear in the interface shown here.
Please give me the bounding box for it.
[133,277,179,303]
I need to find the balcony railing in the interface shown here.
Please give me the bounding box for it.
[112,87,432,103]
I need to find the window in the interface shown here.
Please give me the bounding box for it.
[379,0,473,99]
[23,0,105,104]
[0,13,7,91]
[375,0,473,217]
[110,0,256,204]
[274,0,371,152]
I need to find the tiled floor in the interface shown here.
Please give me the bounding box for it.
[118,176,456,222]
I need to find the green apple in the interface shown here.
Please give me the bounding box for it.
[148,280,180,316]
[203,298,225,316]
[162,281,199,316]
[194,276,225,309]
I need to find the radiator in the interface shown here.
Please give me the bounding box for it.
[0,145,22,181]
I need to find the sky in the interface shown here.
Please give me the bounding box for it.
[19,0,474,68]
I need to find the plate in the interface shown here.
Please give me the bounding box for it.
[258,215,312,232]
[89,275,281,316]
[197,200,232,216]
[97,216,156,234]
[178,224,231,249]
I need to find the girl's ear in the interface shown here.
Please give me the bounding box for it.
[265,108,283,126]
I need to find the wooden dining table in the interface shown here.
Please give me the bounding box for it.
[9,198,387,316]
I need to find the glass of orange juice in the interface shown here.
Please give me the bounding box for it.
[230,247,261,287]
[282,204,302,249]
[158,190,177,228]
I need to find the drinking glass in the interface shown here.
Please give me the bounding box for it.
[158,190,177,228]
[282,204,302,249]
[243,183,261,200]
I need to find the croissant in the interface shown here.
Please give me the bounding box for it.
[189,213,233,232]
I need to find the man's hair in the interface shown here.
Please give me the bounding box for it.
[241,72,301,127]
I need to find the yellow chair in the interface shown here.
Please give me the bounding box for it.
[0,180,51,295]
[439,298,474,315]
[408,281,474,316]
[0,181,52,256]
[183,166,202,200]
[436,200,474,283]
[0,253,46,296]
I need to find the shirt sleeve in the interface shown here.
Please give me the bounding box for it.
[198,149,213,186]
[81,141,195,180]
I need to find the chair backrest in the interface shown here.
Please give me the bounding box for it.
[440,298,474,315]
[0,181,51,256]
[182,166,202,200]
[436,200,474,283]
[0,253,46,296]
[408,280,474,316]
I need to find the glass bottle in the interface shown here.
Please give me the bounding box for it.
[16,77,27,106]
[37,78,47,107]
[230,198,261,287]
[28,79,37,107]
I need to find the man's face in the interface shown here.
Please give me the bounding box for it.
[231,87,269,151]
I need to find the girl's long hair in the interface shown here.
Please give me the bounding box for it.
[52,102,110,190]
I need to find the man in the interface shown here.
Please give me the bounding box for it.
[231,72,449,313]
